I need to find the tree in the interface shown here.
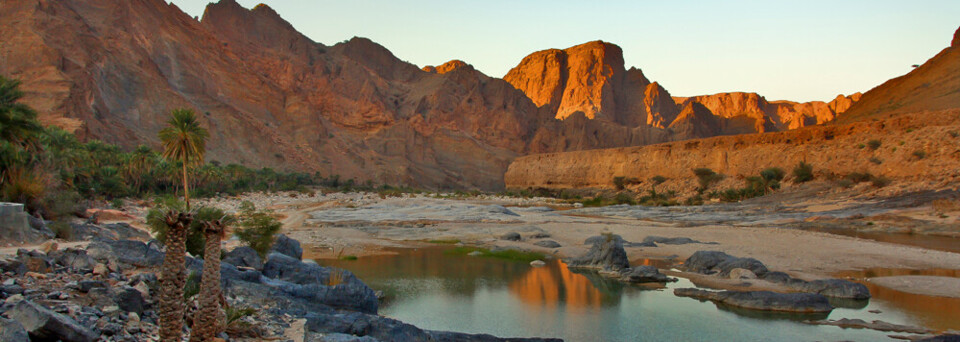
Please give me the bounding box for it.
[692,168,722,193]
[159,109,209,210]
[792,161,814,183]
[189,209,233,342]
[0,76,43,146]
[156,209,193,342]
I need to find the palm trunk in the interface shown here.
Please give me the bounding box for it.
[182,158,191,210]
[159,211,192,342]
[189,221,224,342]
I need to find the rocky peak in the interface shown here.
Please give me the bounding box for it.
[668,102,720,138]
[426,60,473,74]
[643,82,679,129]
[954,25,960,47]
[201,0,319,59]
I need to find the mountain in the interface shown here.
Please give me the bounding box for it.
[0,0,873,190]
[838,26,960,123]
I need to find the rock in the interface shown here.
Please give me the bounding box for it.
[919,334,960,342]
[807,318,933,334]
[641,236,700,245]
[621,265,676,283]
[564,234,630,272]
[467,251,483,257]
[223,246,264,270]
[40,241,58,253]
[683,251,768,277]
[310,332,379,342]
[0,317,30,342]
[533,240,561,248]
[49,248,96,271]
[5,300,97,342]
[761,271,793,284]
[98,239,164,267]
[306,311,562,342]
[93,263,109,276]
[674,288,833,313]
[500,232,521,241]
[728,268,757,280]
[78,280,107,293]
[271,234,303,260]
[792,279,871,300]
[112,286,145,315]
[5,294,24,304]
[530,260,546,267]
[133,282,150,298]
[16,249,52,273]
[278,281,378,315]
[2,284,24,295]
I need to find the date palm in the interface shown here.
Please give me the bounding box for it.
[157,210,192,342]
[158,109,209,210]
[189,214,230,342]
[0,76,43,146]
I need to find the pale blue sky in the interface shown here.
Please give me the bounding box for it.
[169,0,959,102]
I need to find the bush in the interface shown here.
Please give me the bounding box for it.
[49,221,73,240]
[234,206,282,258]
[692,168,722,192]
[184,271,201,299]
[792,162,814,183]
[912,150,926,160]
[614,192,636,205]
[146,199,222,257]
[869,157,883,165]
[845,172,873,183]
[871,176,891,188]
[613,176,626,191]
[867,140,882,150]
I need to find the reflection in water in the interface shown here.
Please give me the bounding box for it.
[832,268,960,332]
[806,226,960,254]
[317,247,922,341]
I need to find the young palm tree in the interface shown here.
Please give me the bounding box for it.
[189,216,229,342]
[158,109,209,210]
[157,209,192,342]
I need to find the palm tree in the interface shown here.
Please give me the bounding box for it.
[0,76,43,146]
[158,109,209,210]
[189,212,231,342]
[157,209,192,342]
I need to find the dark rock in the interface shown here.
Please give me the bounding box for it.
[621,266,676,283]
[1,284,24,295]
[26,216,54,239]
[15,249,52,273]
[5,300,97,342]
[920,335,960,342]
[129,273,157,287]
[49,248,96,271]
[263,253,328,284]
[807,318,932,334]
[112,286,145,315]
[223,246,264,270]
[715,257,768,277]
[674,288,833,313]
[584,234,622,245]
[683,251,735,274]
[306,311,431,341]
[271,234,303,260]
[77,280,107,293]
[100,223,150,240]
[500,232,521,241]
[528,232,551,239]
[761,271,792,284]
[219,262,262,285]
[793,279,871,300]
[278,281,378,315]
[642,236,699,245]
[0,317,29,342]
[308,332,379,342]
[564,234,630,272]
[104,239,164,267]
[533,240,561,248]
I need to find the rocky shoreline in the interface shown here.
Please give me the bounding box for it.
[0,223,562,342]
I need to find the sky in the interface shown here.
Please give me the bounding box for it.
[169,0,960,102]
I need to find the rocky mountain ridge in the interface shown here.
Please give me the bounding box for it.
[1,0,868,190]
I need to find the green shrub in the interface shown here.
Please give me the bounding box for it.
[184,271,201,299]
[234,209,282,258]
[867,140,882,150]
[339,255,358,261]
[871,176,891,188]
[869,157,883,165]
[845,172,873,183]
[857,144,865,149]
[692,168,722,192]
[792,162,814,183]
[146,200,231,258]
[912,150,926,160]
[614,192,636,205]
[949,131,959,138]
[613,176,626,191]
[49,221,73,240]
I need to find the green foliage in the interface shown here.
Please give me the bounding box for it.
[184,271,201,299]
[871,176,891,188]
[0,76,43,146]
[792,162,814,183]
[225,305,256,326]
[234,203,281,259]
[845,172,874,183]
[692,168,722,192]
[867,140,882,150]
[339,255,358,261]
[949,131,959,138]
[869,157,883,165]
[580,193,637,207]
[427,239,461,244]
[638,189,678,206]
[49,221,73,240]
[912,150,926,160]
[612,176,626,191]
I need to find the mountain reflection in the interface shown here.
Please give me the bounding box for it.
[507,262,620,309]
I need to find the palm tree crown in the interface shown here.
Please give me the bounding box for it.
[158,108,209,209]
[0,76,43,146]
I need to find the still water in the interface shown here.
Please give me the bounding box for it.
[319,248,946,342]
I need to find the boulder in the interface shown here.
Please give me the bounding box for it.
[271,234,303,260]
[279,281,379,315]
[223,246,264,270]
[500,232,521,241]
[715,257,768,277]
[920,335,960,342]
[533,240,561,248]
[792,279,871,300]
[683,251,768,277]
[77,280,107,293]
[564,234,630,272]
[264,253,328,285]
[761,271,793,284]
[621,265,676,283]
[728,268,757,280]
[306,311,563,342]
[0,317,29,342]
[530,260,546,267]
[5,300,97,342]
[674,288,833,313]
[49,248,96,271]
[27,215,54,240]
[112,286,146,315]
